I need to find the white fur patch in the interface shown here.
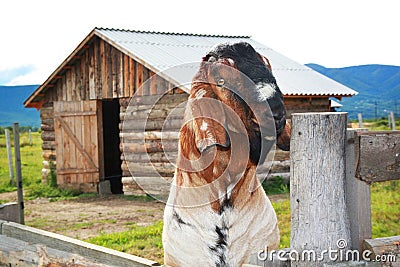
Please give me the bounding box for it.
[256,82,276,101]
[200,120,208,131]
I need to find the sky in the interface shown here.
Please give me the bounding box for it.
[0,0,399,85]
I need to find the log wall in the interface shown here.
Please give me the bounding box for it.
[119,94,187,195]
[284,97,330,116]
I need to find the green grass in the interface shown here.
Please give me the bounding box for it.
[350,117,400,131]
[0,132,43,193]
[371,180,400,238]
[86,221,164,263]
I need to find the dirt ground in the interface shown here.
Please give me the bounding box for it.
[0,191,286,242]
[0,191,165,240]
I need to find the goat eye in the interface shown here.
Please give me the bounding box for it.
[217,78,225,87]
[208,56,217,62]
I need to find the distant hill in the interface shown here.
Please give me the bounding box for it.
[306,64,400,119]
[0,85,40,127]
[1,64,399,126]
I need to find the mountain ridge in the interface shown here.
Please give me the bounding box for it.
[305,64,400,119]
[0,85,40,127]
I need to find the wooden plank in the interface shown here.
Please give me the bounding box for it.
[96,100,105,181]
[57,169,98,175]
[93,39,104,99]
[120,131,179,141]
[81,101,92,184]
[71,66,77,101]
[68,102,78,183]
[345,129,372,251]
[129,57,136,97]
[124,54,130,98]
[111,47,119,98]
[290,112,351,266]
[150,71,157,95]
[135,62,143,96]
[66,70,72,101]
[118,52,124,98]
[142,67,150,95]
[122,140,178,154]
[88,43,96,99]
[156,75,166,95]
[363,236,400,263]
[81,51,88,100]
[54,111,97,117]
[74,101,84,184]
[355,131,400,183]
[0,221,160,267]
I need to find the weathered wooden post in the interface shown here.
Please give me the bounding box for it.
[5,129,15,186]
[290,112,351,266]
[390,111,396,130]
[29,129,33,146]
[358,113,363,128]
[13,123,25,225]
[345,129,371,251]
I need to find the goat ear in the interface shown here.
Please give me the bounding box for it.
[187,93,229,153]
[258,53,272,71]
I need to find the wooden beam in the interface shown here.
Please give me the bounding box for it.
[363,236,400,262]
[0,221,160,267]
[355,131,400,183]
[345,129,371,251]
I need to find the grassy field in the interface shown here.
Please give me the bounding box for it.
[0,130,399,264]
[0,132,43,193]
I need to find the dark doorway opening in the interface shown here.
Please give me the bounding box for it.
[102,99,123,194]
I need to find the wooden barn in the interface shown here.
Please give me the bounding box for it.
[24,28,357,194]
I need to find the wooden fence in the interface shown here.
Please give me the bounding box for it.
[0,220,160,267]
[274,112,399,266]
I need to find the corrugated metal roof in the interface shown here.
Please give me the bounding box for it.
[24,27,358,108]
[95,28,357,97]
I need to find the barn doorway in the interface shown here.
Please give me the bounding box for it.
[102,99,123,194]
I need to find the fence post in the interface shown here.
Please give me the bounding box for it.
[13,123,25,225]
[29,129,33,146]
[5,129,15,186]
[345,129,371,251]
[390,111,396,130]
[358,113,363,128]
[290,112,351,266]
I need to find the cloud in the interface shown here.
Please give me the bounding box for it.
[0,65,37,85]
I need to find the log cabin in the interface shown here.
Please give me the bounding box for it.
[24,28,357,194]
